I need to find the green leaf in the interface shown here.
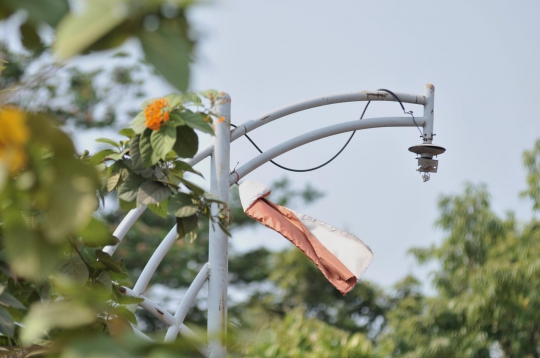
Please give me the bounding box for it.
[130,135,154,178]
[174,160,203,177]
[58,334,129,357]
[138,20,191,91]
[107,173,121,192]
[181,111,214,135]
[54,0,127,60]
[20,21,44,52]
[95,138,120,148]
[79,218,118,248]
[4,0,69,27]
[173,126,198,158]
[165,93,184,109]
[169,112,186,127]
[119,199,137,211]
[118,128,134,138]
[115,290,143,305]
[218,222,232,237]
[112,305,138,325]
[0,291,25,310]
[109,267,129,280]
[178,177,206,196]
[95,250,123,274]
[168,193,198,218]
[200,89,220,101]
[137,181,172,206]
[3,210,59,279]
[148,199,169,218]
[176,215,199,242]
[131,111,147,134]
[21,301,95,345]
[183,92,203,106]
[140,98,158,110]
[150,124,176,160]
[90,149,116,165]
[0,306,14,338]
[117,173,146,202]
[107,148,128,161]
[140,129,159,166]
[95,271,112,291]
[57,254,89,285]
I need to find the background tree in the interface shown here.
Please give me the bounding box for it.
[375,140,540,358]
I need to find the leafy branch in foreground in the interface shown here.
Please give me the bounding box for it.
[92,90,228,241]
[0,89,227,354]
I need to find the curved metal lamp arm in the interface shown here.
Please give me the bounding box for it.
[229,116,421,184]
[188,88,431,166]
[230,90,426,142]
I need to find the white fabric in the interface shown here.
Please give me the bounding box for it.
[239,180,373,280]
[290,210,373,280]
[238,180,272,211]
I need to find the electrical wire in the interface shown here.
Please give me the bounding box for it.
[230,88,422,173]
[230,101,372,173]
[377,88,425,140]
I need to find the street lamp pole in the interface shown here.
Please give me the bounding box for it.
[108,84,444,358]
[207,94,231,357]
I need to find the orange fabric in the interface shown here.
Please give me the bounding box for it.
[245,199,357,295]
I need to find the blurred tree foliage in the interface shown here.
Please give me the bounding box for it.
[0,1,232,356]
[374,140,540,357]
[234,308,373,358]
[0,47,148,128]
[0,0,195,91]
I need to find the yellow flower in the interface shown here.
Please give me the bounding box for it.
[0,107,29,174]
[144,98,170,130]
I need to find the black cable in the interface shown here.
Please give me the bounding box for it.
[230,100,372,173]
[377,88,425,140]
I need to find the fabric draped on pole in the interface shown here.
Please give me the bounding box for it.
[239,180,373,295]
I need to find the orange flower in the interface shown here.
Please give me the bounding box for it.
[0,107,29,175]
[218,116,225,123]
[144,98,170,130]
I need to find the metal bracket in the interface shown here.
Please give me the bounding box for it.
[416,157,438,173]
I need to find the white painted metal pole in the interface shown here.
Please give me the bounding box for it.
[103,205,146,255]
[132,225,178,294]
[120,287,208,356]
[207,93,231,358]
[423,84,435,143]
[230,91,426,142]
[165,263,210,342]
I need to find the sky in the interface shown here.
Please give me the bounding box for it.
[7,0,538,292]
[181,0,540,290]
